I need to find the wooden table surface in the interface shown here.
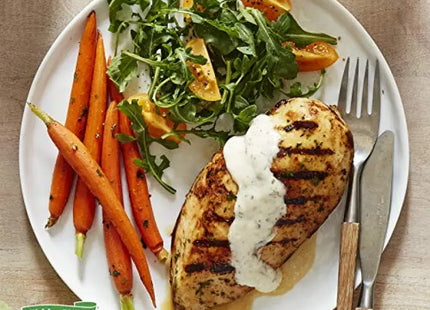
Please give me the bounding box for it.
[0,0,429,309]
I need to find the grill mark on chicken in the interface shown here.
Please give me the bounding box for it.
[185,263,206,273]
[266,237,298,245]
[284,195,326,205]
[273,170,329,181]
[275,215,305,227]
[284,196,307,204]
[272,98,289,110]
[205,210,235,224]
[277,146,335,156]
[184,262,236,275]
[284,120,319,132]
[210,263,235,274]
[193,239,230,248]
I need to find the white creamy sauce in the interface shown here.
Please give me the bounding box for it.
[223,114,286,293]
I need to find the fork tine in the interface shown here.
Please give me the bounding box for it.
[363,60,369,115]
[372,59,381,118]
[350,58,360,117]
[338,57,350,115]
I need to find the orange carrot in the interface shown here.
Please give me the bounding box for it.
[101,100,134,310]
[107,78,168,261]
[46,12,97,228]
[119,112,168,261]
[29,103,156,306]
[73,32,107,258]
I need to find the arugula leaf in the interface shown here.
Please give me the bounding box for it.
[152,137,179,150]
[117,99,176,194]
[235,23,257,56]
[172,101,217,125]
[162,127,230,146]
[233,104,257,132]
[115,133,136,143]
[285,70,326,98]
[249,9,299,90]
[271,13,291,36]
[107,53,138,93]
[238,6,256,25]
[134,155,170,177]
[280,13,337,48]
[133,157,150,172]
[170,47,207,84]
[252,9,278,52]
[193,23,238,55]
[108,0,136,24]
[271,46,297,80]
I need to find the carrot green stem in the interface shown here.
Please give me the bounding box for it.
[27,103,53,125]
[120,294,135,310]
[75,232,86,259]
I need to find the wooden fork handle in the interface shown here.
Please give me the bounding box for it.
[337,222,360,310]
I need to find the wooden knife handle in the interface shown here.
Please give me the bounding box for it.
[356,308,373,310]
[337,222,360,310]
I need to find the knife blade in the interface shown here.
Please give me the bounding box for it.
[357,130,394,309]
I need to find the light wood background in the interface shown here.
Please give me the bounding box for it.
[0,0,428,309]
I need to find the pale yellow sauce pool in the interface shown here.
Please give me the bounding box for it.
[162,235,317,310]
[161,288,174,310]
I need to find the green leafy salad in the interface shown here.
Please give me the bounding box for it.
[106,0,337,193]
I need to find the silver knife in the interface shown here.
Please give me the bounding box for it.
[357,130,394,310]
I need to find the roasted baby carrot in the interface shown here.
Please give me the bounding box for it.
[46,11,97,228]
[73,32,107,258]
[107,78,168,261]
[119,112,168,262]
[101,100,134,310]
[29,103,156,306]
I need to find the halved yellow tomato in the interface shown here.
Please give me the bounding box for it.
[267,0,291,11]
[180,0,205,11]
[181,0,193,9]
[242,0,291,21]
[285,41,339,72]
[186,38,222,102]
[127,93,186,143]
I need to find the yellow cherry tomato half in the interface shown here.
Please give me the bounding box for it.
[181,0,193,9]
[180,0,205,12]
[186,38,222,102]
[267,0,291,12]
[285,41,339,72]
[127,93,186,143]
[242,0,291,21]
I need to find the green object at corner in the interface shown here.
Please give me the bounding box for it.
[21,301,97,310]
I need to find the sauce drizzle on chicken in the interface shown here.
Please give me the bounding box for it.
[224,115,287,293]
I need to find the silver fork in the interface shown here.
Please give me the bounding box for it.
[336,58,381,310]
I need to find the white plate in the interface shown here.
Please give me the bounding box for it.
[19,0,409,309]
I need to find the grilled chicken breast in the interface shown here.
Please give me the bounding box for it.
[170,98,353,309]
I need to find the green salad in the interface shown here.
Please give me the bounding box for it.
[106,0,337,192]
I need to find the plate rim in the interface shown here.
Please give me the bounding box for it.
[18,0,410,307]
